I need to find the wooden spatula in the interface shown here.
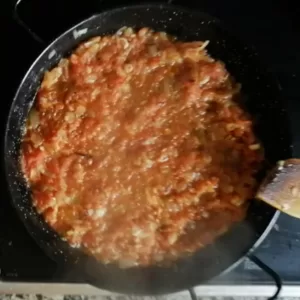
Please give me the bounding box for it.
[257,159,300,218]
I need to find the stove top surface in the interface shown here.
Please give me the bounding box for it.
[1,0,300,287]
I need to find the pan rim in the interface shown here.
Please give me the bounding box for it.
[4,2,289,295]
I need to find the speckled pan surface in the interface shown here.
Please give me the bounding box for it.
[4,4,292,295]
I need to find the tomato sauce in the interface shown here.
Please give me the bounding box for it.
[21,27,263,267]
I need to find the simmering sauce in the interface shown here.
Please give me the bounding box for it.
[21,27,263,267]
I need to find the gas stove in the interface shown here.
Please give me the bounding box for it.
[1,0,300,298]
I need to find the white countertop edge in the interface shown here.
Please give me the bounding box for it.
[0,283,300,297]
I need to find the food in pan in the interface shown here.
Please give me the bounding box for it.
[21,27,263,267]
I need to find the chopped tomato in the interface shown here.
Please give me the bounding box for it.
[21,27,263,267]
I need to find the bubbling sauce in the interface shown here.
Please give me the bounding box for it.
[21,27,263,267]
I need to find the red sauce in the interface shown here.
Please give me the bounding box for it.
[21,27,263,267]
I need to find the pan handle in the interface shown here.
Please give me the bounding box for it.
[247,254,282,300]
[13,0,44,44]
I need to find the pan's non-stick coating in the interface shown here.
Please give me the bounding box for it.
[5,4,292,295]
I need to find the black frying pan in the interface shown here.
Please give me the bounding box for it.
[5,3,292,296]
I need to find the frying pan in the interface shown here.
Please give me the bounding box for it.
[5,3,292,296]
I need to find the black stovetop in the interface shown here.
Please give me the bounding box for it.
[1,0,300,285]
